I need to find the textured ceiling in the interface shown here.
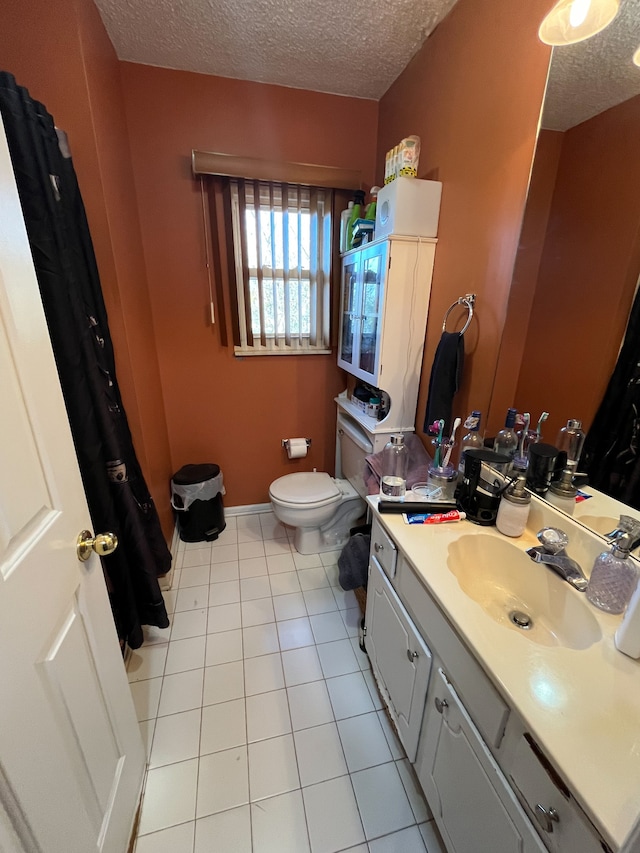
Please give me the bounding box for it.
[93,0,458,99]
[543,0,640,130]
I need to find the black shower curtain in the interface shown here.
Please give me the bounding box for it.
[582,284,640,511]
[0,72,169,649]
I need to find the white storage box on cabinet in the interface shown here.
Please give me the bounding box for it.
[365,554,432,762]
[338,236,437,432]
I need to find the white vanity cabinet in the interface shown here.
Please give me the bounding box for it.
[338,236,436,431]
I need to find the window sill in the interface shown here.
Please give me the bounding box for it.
[233,346,332,357]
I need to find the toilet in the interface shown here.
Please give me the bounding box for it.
[269,472,364,555]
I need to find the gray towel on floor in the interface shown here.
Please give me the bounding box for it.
[338,533,371,590]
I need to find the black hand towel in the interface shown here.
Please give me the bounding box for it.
[423,331,465,434]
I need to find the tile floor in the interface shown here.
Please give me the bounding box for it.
[128,511,446,853]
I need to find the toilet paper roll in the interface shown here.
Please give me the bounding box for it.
[286,438,308,459]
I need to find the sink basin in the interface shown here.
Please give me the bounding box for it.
[447,535,602,649]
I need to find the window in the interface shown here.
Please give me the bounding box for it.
[230,179,333,355]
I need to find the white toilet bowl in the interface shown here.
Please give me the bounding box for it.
[269,471,365,555]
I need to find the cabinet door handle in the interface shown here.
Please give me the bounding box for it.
[434,697,448,714]
[534,804,559,833]
[407,649,418,662]
[374,542,384,553]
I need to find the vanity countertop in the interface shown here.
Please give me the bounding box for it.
[368,495,640,851]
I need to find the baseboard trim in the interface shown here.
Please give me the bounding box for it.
[225,503,272,516]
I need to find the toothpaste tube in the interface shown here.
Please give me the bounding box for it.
[403,510,466,525]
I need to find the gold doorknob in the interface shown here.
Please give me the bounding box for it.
[77,530,119,562]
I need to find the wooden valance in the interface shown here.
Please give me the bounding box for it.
[191,149,361,190]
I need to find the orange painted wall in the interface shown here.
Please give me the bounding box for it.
[0,0,173,537]
[515,96,640,442]
[377,0,552,441]
[119,64,378,506]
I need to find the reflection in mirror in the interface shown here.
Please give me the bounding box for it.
[495,0,640,535]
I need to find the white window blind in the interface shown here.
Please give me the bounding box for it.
[230,179,332,355]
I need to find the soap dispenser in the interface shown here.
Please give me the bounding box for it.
[586,523,640,614]
[496,470,531,537]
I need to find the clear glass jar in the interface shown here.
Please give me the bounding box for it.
[587,549,638,614]
[380,434,408,500]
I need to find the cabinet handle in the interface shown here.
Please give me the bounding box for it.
[534,804,559,833]
[374,543,384,553]
[434,697,448,714]
[407,649,418,662]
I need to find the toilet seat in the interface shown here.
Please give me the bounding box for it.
[269,472,341,509]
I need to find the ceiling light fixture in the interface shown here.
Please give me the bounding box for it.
[538,0,620,45]
[633,45,640,66]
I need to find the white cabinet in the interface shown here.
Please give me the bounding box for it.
[365,553,432,762]
[338,236,436,431]
[421,669,547,853]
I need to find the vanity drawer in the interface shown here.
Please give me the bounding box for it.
[370,517,398,579]
[509,735,610,853]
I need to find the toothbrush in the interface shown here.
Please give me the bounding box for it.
[443,417,461,468]
[434,419,445,467]
[536,411,549,439]
[518,412,530,460]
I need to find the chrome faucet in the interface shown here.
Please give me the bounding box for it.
[526,527,588,592]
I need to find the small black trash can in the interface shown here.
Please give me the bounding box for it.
[171,463,226,542]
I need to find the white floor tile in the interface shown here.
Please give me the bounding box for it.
[251,789,310,853]
[298,567,330,590]
[326,672,375,720]
[341,607,361,638]
[243,623,279,658]
[239,556,268,578]
[150,708,201,768]
[136,820,195,853]
[264,538,292,556]
[273,592,307,621]
[244,652,284,696]
[281,646,324,687]
[303,775,365,853]
[183,548,211,569]
[209,561,240,583]
[200,697,246,754]
[396,759,432,823]
[294,722,348,786]
[175,585,209,613]
[194,806,251,853]
[293,552,324,570]
[165,636,206,675]
[238,540,266,560]
[171,608,207,641]
[157,669,204,717]
[303,588,339,616]
[248,733,299,801]
[240,575,272,601]
[351,762,414,840]
[287,680,335,731]
[350,637,370,671]
[332,587,358,611]
[267,553,297,574]
[207,602,242,633]
[138,719,155,760]
[246,689,291,742]
[319,550,342,567]
[317,639,360,678]
[369,825,427,852]
[211,523,238,542]
[162,589,178,615]
[260,513,288,540]
[237,515,263,539]
[310,612,348,644]
[377,710,405,760]
[237,525,264,545]
[208,579,240,605]
[362,667,384,710]
[241,597,275,627]
[210,544,239,564]
[180,564,211,588]
[196,746,249,818]
[202,660,244,705]
[129,677,162,721]
[205,629,243,666]
[268,571,301,595]
[337,713,393,772]
[277,617,315,650]
[127,644,168,683]
[324,564,341,588]
[419,821,446,852]
[142,623,172,645]
[139,758,198,835]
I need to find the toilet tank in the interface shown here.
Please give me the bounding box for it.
[337,413,373,498]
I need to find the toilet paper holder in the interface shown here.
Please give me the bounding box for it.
[281,438,312,449]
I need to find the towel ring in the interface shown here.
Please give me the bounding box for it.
[442,293,476,335]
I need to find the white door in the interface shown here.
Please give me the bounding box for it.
[0,117,145,852]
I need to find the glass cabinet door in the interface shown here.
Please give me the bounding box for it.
[339,258,359,368]
[357,245,386,377]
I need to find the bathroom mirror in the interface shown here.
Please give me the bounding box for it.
[494,0,640,535]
